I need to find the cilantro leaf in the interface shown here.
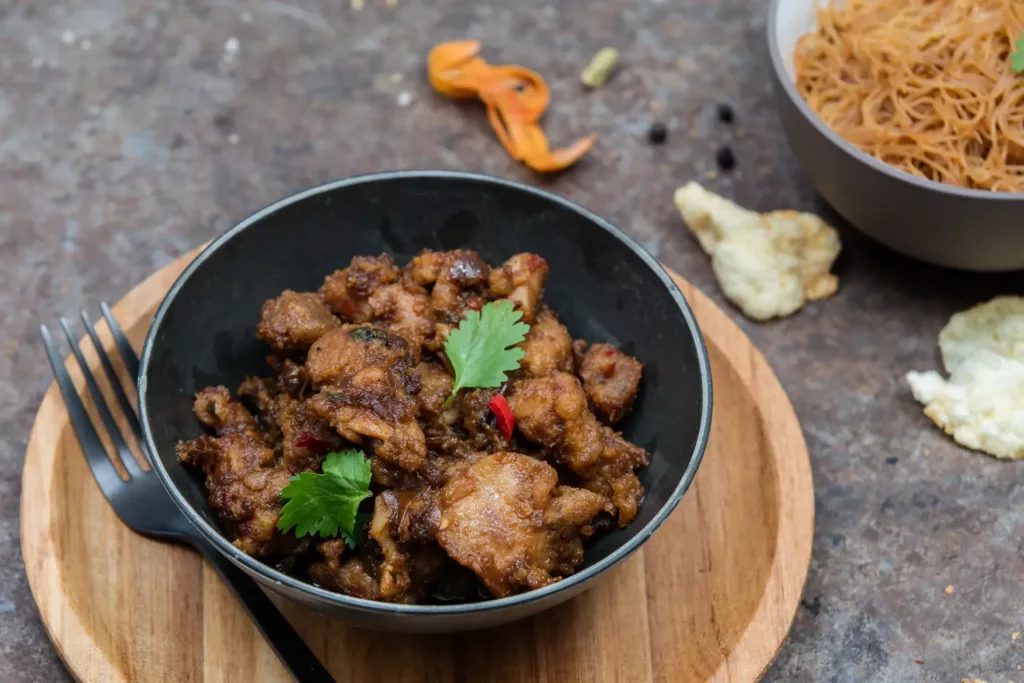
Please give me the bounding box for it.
[339,510,372,549]
[277,450,372,546]
[444,300,530,404]
[1014,32,1024,74]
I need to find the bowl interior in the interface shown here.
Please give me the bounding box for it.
[773,0,822,79]
[140,172,710,607]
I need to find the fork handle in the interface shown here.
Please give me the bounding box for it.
[188,534,337,683]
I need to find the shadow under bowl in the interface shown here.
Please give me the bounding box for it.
[138,170,713,633]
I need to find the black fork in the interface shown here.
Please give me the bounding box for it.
[40,303,335,683]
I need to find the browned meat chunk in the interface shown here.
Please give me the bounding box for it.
[409,249,491,351]
[319,254,400,321]
[366,279,435,356]
[520,307,573,378]
[193,386,259,436]
[369,489,441,599]
[489,253,548,323]
[437,452,605,597]
[573,341,643,424]
[508,373,648,525]
[460,387,510,451]
[176,432,297,558]
[413,361,459,424]
[306,325,416,392]
[256,290,340,352]
[305,325,425,471]
[309,541,381,599]
[309,391,426,472]
[275,395,346,473]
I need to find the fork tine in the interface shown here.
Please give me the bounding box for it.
[58,317,145,478]
[100,301,139,379]
[80,310,152,467]
[40,324,127,499]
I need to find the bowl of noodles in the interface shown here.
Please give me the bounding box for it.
[768,0,1024,271]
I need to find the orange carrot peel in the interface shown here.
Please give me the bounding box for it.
[427,40,595,172]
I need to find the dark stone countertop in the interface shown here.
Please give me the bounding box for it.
[1,1,1021,681]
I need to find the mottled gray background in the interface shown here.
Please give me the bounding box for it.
[1,0,1021,681]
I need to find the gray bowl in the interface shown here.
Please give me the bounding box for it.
[768,0,1024,272]
[138,170,713,633]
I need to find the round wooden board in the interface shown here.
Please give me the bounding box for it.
[21,248,814,683]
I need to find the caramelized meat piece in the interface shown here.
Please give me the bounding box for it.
[573,341,643,424]
[306,325,424,471]
[319,254,400,321]
[310,391,426,472]
[266,355,312,397]
[520,307,573,377]
[413,360,459,426]
[489,253,548,323]
[369,490,441,599]
[256,290,340,352]
[193,386,260,437]
[366,279,435,356]
[306,325,417,392]
[507,373,602,470]
[176,432,297,558]
[460,387,510,452]
[276,395,345,473]
[237,377,281,441]
[437,452,605,597]
[409,249,491,350]
[508,373,649,525]
[309,541,381,599]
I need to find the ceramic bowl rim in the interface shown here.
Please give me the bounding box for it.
[138,169,713,618]
[767,0,1024,202]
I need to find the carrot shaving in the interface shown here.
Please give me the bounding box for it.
[427,40,595,173]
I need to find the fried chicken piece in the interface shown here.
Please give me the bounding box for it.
[369,490,441,599]
[489,253,548,323]
[437,452,606,597]
[275,395,346,473]
[409,249,491,351]
[309,541,381,599]
[413,360,460,425]
[176,432,298,558]
[520,307,573,378]
[508,373,649,525]
[366,279,435,357]
[460,387,510,452]
[309,391,426,472]
[319,254,400,321]
[573,341,644,424]
[306,325,417,392]
[256,290,340,352]
[266,355,312,397]
[306,325,426,471]
[193,386,260,437]
[236,377,281,441]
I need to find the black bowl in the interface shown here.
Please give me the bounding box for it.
[139,170,712,633]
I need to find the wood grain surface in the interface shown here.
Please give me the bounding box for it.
[21,249,814,683]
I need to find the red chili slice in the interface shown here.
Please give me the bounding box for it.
[295,433,331,454]
[488,394,515,441]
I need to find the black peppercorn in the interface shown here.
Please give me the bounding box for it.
[716,103,735,124]
[716,145,736,171]
[648,121,667,144]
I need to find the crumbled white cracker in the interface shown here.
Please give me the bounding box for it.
[906,297,1024,461]
[673,182,840,321]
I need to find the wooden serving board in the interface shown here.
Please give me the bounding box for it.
[21,248,814,683]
